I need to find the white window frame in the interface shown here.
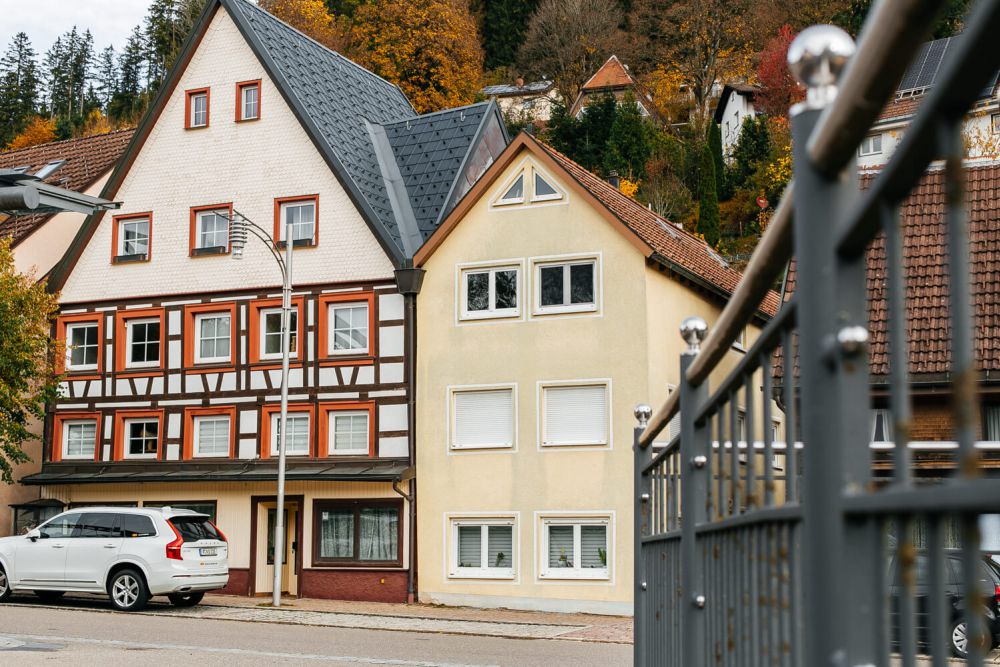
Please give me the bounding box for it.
[327,302,369,356]
[240,83,259,120]
[538,515,611,581]
[538,380,610,449]
[328,410,370,456]
[532,256,599,316]
[449,517,517,579]
[125,317,160,369]
[731,326,747,351]
[530,169,562,202]
[278,199,316,244]
[195,209,229,250]
[871,408,892,445]
[448,384,517,451]
[992,112,1000,135]
[65,322,99,371]
[494,172,524,206]
[260,306,297,361]
[62,420,97,460]
[189,92,208,127]
[459,265,521,321]
[270,412,310,456]
[117,217,149,256]
[122,417,159,460]
[194,312,232,364]
[858,133,883,156]
[192,414,231,458]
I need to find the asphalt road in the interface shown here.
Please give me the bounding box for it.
[0,600,632,666]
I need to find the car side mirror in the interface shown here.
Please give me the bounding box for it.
[26,528,41,542]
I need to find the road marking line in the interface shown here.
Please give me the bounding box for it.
[4,633,499,667]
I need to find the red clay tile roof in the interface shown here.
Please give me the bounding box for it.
[783,163,1000,378]
[0,128,134,245]
[535,136,780,317]
[877,94,924,122]
[581,55,635,91]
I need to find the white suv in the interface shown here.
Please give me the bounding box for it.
[0,506,228,611]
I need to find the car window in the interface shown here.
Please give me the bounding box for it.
[120,514,157,538]
[169,516,221,542]
[74,512,121,538]
[38,513,81,539]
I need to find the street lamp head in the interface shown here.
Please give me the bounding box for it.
[787,24,855,111]
[230,213,248,260]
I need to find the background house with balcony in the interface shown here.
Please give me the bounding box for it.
[412,132,778,614]
[26,0,506,603]
[482,78,560,125]
[0,130,133,536]
[855,35,999,169]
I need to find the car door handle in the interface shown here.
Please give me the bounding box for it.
[51,544,66,549]
[103,544,117,549]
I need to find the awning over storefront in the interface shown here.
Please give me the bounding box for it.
[20,460,410,485]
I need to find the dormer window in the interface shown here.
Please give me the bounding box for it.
[497,174,524,205]
[185,88,210,129]
[237,80,260,121]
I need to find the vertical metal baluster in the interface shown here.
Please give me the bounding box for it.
[882,198,912,486]
[962,513,984,667]
[782,329,798,504]
[717,411,724,519]
[926,515,947,667]
[897,515,917,667]
[762,352,774,507]
[730,394,739,516]
[745,374,756,510]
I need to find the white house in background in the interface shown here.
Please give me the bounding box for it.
[713,83,760,159]
[856,35,1000,170]
[482,79,561,123]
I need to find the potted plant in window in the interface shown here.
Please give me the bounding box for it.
[495,552,506,567]
[559,548,570,567]
[598,548,607,567]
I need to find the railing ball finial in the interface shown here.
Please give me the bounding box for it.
[787,24,855,111]
[634,404,652,428]
[679,316,708,355]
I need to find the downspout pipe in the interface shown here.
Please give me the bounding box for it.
[395,265,424,604]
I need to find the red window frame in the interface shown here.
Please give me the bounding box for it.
[110,212,153,264]
[316,291,376,365]
[183,406,237,460]
[260,403,316,459]
[51,412,102,463]
[188,202,233,256]
[184,87,210,129]
[56,312,104,378]
[318,401,376,458]
[273,194,319,248]
[114,307,166,376]
[235,79,261,122]
[113,409,164,461]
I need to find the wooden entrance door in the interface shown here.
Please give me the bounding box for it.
[252,498,300,596]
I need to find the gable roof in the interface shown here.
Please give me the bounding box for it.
[713,83,760,124]
[581,55,635,91]
[482,80,555,97]
[781,163,1000,380]
[0,129,134,246]
[48,0,507,290]
[416,132,779,318]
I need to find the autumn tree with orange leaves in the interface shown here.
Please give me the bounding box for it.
[352,0,483,113]
[258,0,353,53]
[6,116,56,150]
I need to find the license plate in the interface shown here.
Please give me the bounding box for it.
[199,548,217,556]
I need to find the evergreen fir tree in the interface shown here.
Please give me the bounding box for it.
[482,0,540,71]
[94,46,118,111]
[0,33,41,146]
[603,93,651,179]
[728,116,771,190]
[697,142,721,247]
[111,26,148,123]
[708,121,730,200]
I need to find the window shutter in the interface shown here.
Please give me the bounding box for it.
[487,526,513,568]
[548,525,575,567]
[580,525,607,568]
[985,405,1000,441]
[543,385,608,445]
[457,526,482,567]
[453,389,513,448]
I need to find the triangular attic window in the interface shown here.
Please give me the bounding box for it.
[533,171,561,201]
[497,174,524,204]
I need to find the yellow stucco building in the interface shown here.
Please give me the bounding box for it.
[413,133,777,614]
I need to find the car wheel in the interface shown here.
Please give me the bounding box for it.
[33,590,65,603]
[167,592,204,607]
[0,566,11,602]
[107,569,149,612]
[950,618,991,658]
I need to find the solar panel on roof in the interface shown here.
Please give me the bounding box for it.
[980,69,1000,98]
[897,40,932,92]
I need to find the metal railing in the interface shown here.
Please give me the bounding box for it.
[633,0,1000,664]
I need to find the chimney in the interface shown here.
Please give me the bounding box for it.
[607,170,620,190]
[516,76,525,88]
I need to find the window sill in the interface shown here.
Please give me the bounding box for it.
[449,570,515,580]
[236,116,260,123]
[539,570,609,581]
[63,370,101,379]
[191,246,229,257]
[450,444,515,452]
[116,369,162,378]
[185,364,235,374]
[318,356,374,367]
[112,254,149,265]
[276,239,316,249]
[532,305,598,317]
[250,360,304,370]
[308,562,404,569]
[185,124,209,130]
[459,311,521,322]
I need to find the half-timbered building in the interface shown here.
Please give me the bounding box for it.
[24,0,507,602]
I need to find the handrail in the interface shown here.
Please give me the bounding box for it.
[638,0,953,449]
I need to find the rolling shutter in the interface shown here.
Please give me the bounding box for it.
[580,525,608,568]
[543,384,608,445]
[453,389,514,448]
[457,526,482,567]
[548,525,575,567]
[487,526,513,569]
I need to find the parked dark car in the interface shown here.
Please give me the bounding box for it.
[888,552,1000,658]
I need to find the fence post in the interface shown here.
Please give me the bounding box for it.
[634,404,652,666]
[679,317,709,666]
[788,26,873,666]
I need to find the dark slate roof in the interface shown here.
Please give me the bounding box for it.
[230,0,417,251]
[383,102,491,238]
[0,129,134,245]
[482,80,554,96]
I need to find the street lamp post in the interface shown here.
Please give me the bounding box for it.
[229,209,293,608]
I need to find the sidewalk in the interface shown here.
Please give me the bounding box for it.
[146,594,635,644]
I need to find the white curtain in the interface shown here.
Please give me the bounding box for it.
[359,508,398,561]
[320,510,353,559]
